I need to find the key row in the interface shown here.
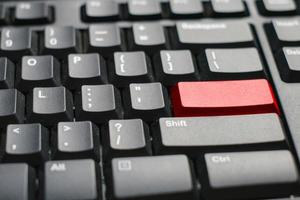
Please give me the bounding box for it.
[0,21,256,60]
[0,48,266,90]
[1,151,298,200]
[82,0,248,21]
[0,79,280,126]
[0,84,170,126]
[0,112,286,165]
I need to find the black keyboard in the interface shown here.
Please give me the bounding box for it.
[1,0,300,200]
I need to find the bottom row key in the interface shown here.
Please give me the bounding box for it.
[202,150,299,200]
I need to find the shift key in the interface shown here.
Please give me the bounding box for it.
[155,114,285,156]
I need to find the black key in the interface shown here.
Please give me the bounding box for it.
[0,89,25,126]
[127,0,161,19]
[109,155,195,200]
[52,121,100,161]
[0,57,14,88]
[103,119,151,159]
[124,83,170,121]
[277,47,300,82]
[65,53,107,90]
[0,163,36,200]
[17,56,61,91]
[201,48,264,80]
[110,51,153,87]
[155,50,198,85]
[88,24,124,55]
[173,21,254,51]
[155,114,286,156]
[169,0,203,18]
[211,0,245,16]
[43,159,99,200]
[0,5,7,24]
[83,0,119,21]
[268,19,300,48]
[43,26,80,59]
[0,28,37,60]
[2,123,49,165]
[129,23,166,54]
[201,150,299,200]
[13,2,52,24]
[76,85,122,124]
[258,0,297,15]
[27,86,74,126]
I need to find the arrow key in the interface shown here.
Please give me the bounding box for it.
[52,121,100,161]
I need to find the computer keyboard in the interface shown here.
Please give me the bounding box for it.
[0,0,300,199]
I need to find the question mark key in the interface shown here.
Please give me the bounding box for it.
[104,119,151,159]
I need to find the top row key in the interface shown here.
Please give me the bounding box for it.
[82,0,248,21]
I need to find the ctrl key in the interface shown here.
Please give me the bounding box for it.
[201,150,299,200]
[109,155,196,200]
[0,163,36,200]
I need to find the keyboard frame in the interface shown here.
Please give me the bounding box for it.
[1,0,300,194]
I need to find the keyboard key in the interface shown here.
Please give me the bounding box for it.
[169,0,203,18]
[202,48,264,80]
[14,2,52,24]
[277,47,300,82]
[0,57,14,89]
[173,21,254,51]
[269,19,300,48]
[3,123,49,165]
[259,0,297,15]
[27,86,74,126]
[0,89,25,126]
[172,80,279,116]
[127,0,161,19]
[53,121,100,161]
[17,56,61,91]
[43,159,99,200]
[103,119,151,159]
[1,28,37,60]
[43,26,79,58]
[110,155,195,200]
[65,53,107,90]
[76,85,122,124]
[0,5,6,24]
[202,150,299,199]
[129,23,166,54]
[0,163,36,200]
[211,0,245,16]
[124,83,170,121]
[88,24,123,55]
[155,50,199,85]
[111,51,153,86]
[155,114,285,156]
[83,0,119,21]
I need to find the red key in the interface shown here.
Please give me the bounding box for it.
[171,79,280,117]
